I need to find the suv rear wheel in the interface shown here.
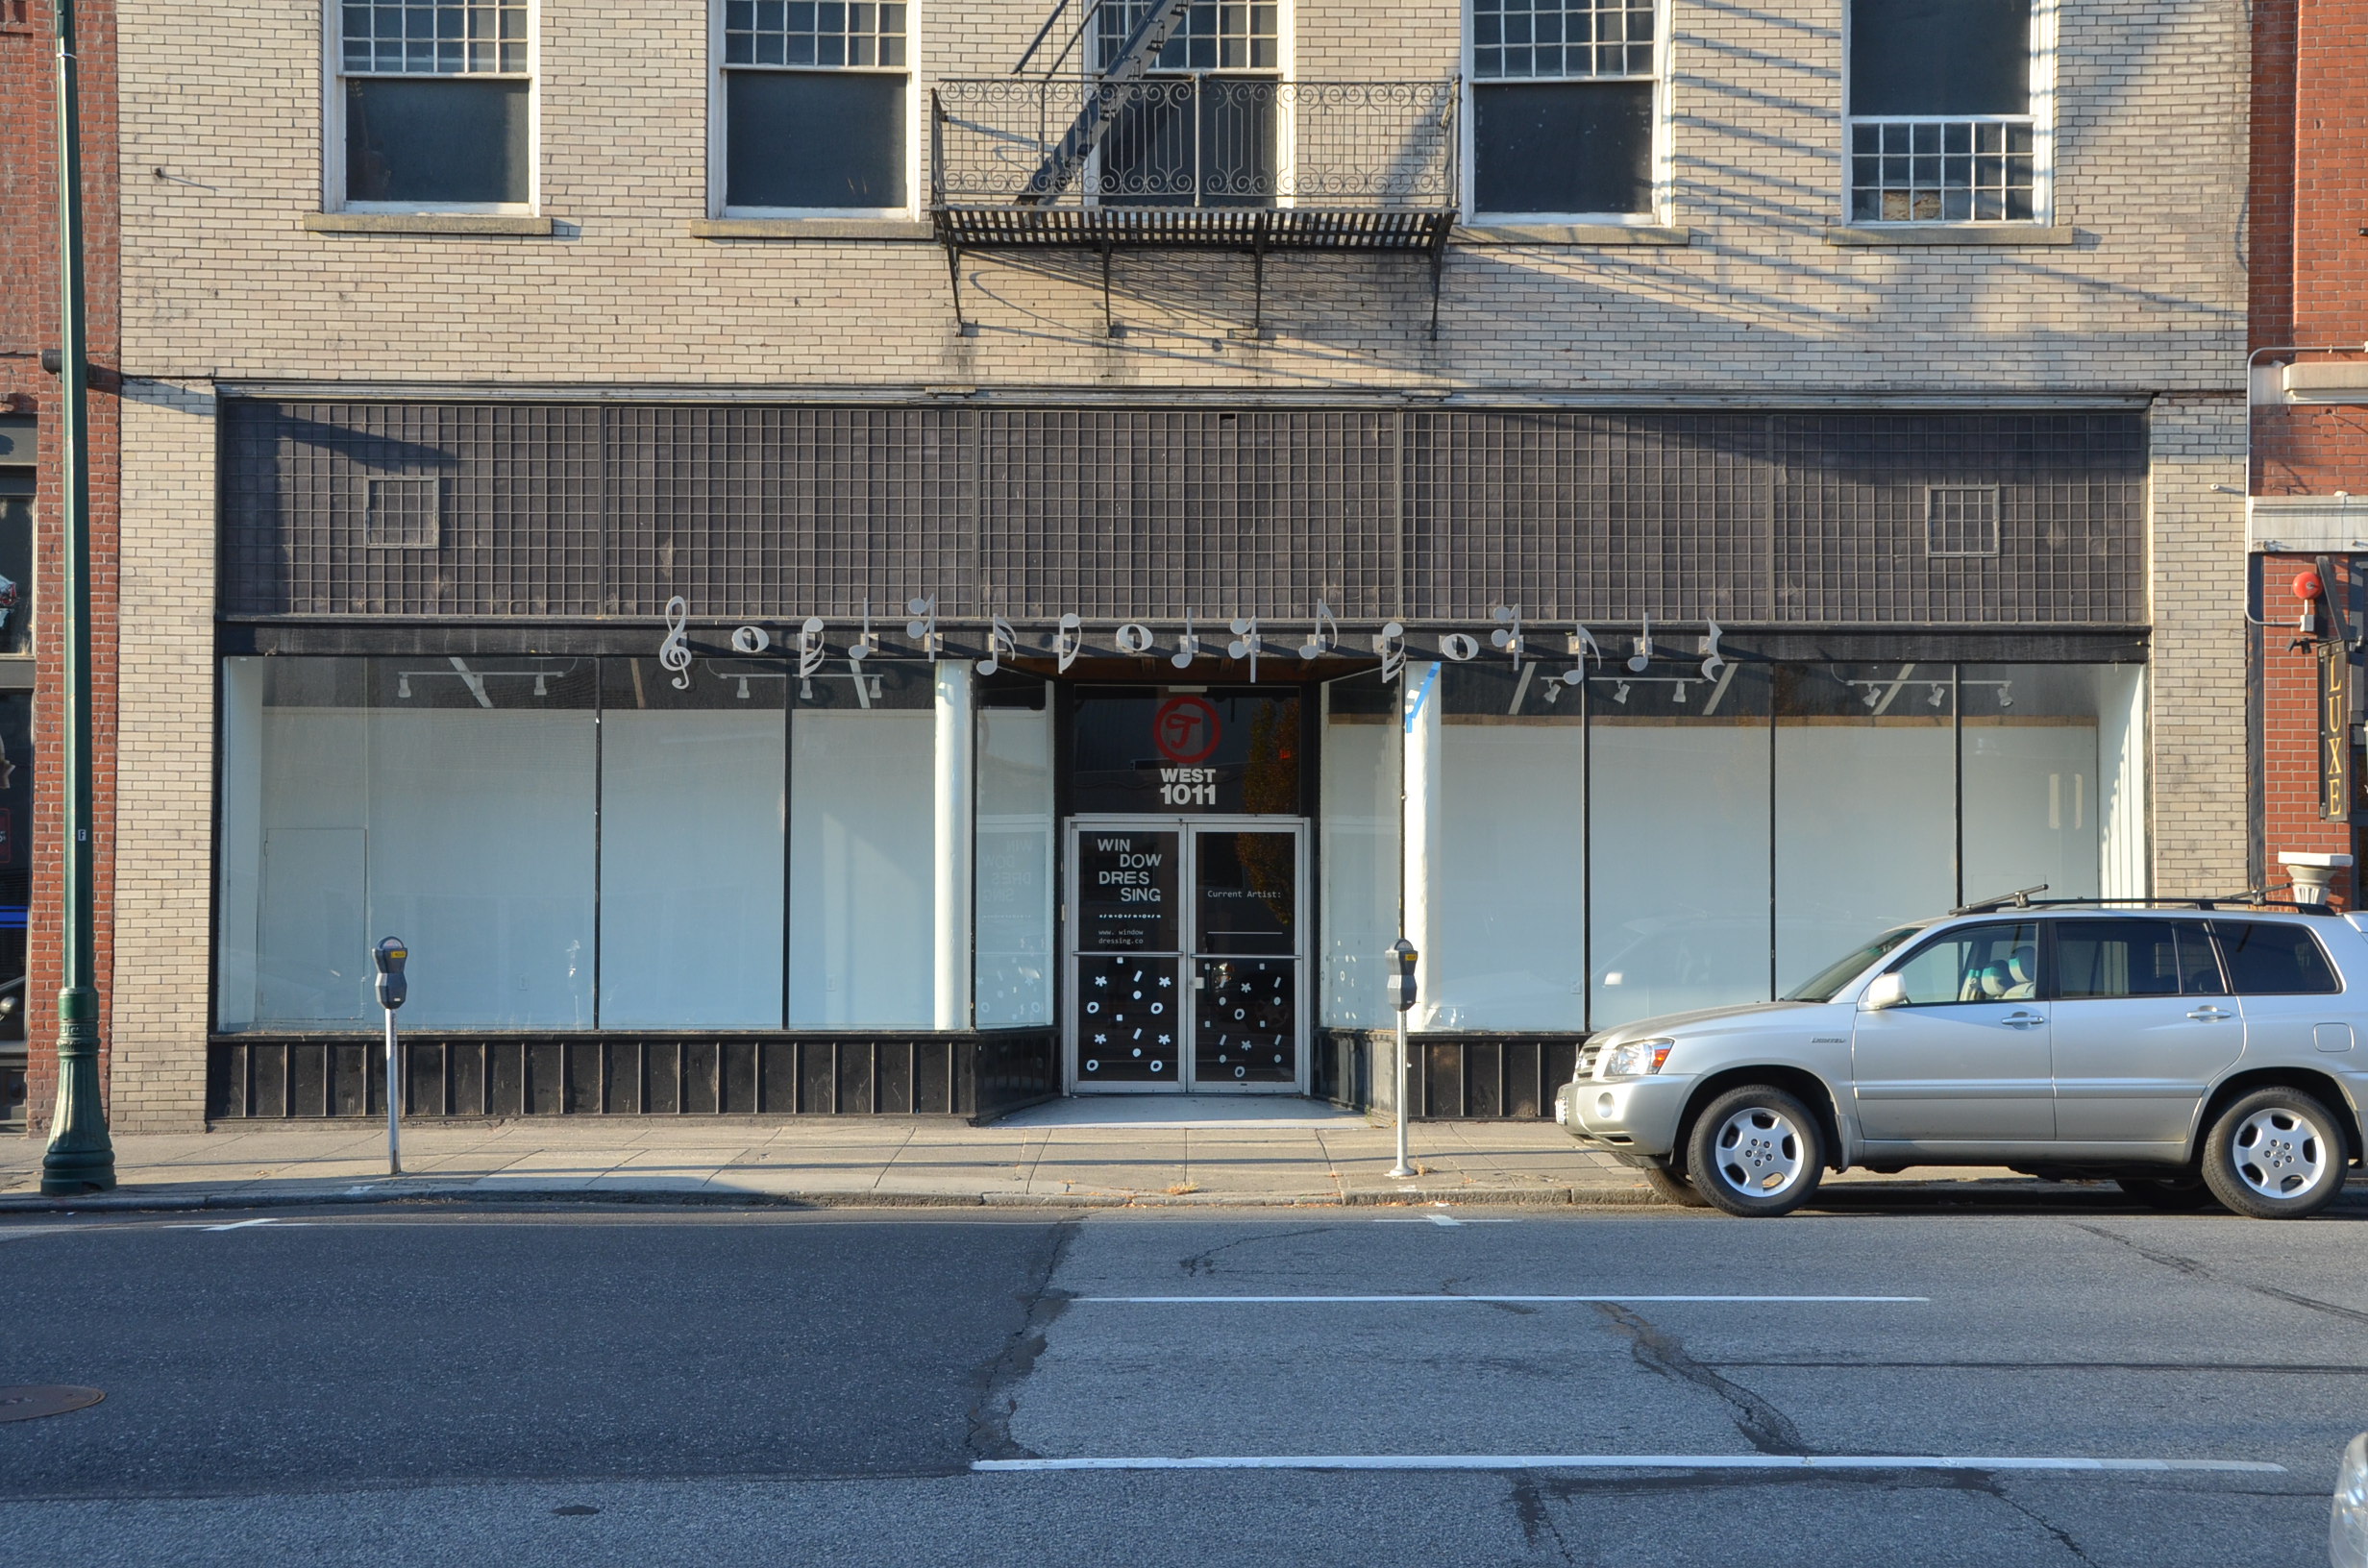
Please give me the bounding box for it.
[1685,1086,1825,1217]
[2200,1087,2350,1220]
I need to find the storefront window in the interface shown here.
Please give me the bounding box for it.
[787,663,937,1027]
[1420,663,1586,1031]
[1773,664,1958,992]
[1960,663,2146,903]
[976,680,1055,1027]
[218,655,600,1031]
[1589,661,1773,1029]
[598,660,786,1029]
[1320,672,1399,1027]
[0,474,31,656]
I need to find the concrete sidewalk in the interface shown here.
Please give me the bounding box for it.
[0,1098,1663,1212]
[0,1097,2112,1213]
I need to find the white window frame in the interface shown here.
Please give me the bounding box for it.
[708,0,921,220]
[1838,0,2055,227]
[322,0,540,214]
[1461,0,1670,225]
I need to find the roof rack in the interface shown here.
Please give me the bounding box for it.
[1950,886,2337,918]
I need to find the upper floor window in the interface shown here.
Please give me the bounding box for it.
[721,1,910,213]
[1847,0,2043,223]
[336,0,531,208]
[1468,0,1657,219]
[1092,3,1281,208]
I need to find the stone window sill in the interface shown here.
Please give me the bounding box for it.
[1824,223,2075,247]
[689,218,935,241]
[1454,223,1690,246]
[303,212,555,236]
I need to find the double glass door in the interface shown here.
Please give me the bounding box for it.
[1067,818,1305,1093]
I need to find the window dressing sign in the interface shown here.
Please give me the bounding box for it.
[1075,831,1180,953]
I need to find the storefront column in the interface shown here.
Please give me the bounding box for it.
[933,661,974,1030]
[1400,661,1443,1024]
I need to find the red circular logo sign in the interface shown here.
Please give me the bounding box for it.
[1152,696,1221,765]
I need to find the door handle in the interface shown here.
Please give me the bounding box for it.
[2187,1006,2232,1021]
[1999,1012,2044,1029]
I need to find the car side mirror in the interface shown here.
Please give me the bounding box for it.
[1862,972,1906,1011]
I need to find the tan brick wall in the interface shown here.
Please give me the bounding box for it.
[2148,392,2250,899]
[113,0,2249,389]
[108,379,213,1133]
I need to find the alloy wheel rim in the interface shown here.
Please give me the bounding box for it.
[2229,1107,2331,1200]
[1712,1107,1804,1197]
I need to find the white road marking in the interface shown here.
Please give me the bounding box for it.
[197,1217,289,1232]
[975,1454,2283,1475]
[1374,1214,1517,1226]
[1074,1294,1927,1305]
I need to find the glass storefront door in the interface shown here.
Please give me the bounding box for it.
[1067,817,1305,1094]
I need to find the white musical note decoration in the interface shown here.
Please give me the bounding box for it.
[1298,600,1339,661]
[1371,621,1406,683]
[905,596,939,656]
[974,615,1019,676]
[658,596,693,690]
[1171,612,1201,671]
[1490,604,1524,671]
[1054,613,1084,674]
[1227,615,1260,682]
[1627,612,1655,674]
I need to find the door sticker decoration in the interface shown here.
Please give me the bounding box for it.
[1195,957,1295,1084]
[1077,954,1180,1083]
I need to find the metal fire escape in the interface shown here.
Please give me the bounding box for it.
[930,0,1459,336]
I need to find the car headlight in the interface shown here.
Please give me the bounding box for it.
[2334,1433,2368,1568]
[1598,1038,1676,1079]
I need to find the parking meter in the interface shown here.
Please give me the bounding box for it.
[1388,939,1418,1177]
[1389,940,1418,1014]
[373,938,408,1012]
[373,938,407,1176]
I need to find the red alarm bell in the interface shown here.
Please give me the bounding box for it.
[2297,570,2326,637]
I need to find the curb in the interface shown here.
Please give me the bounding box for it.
[0,1181,1660,1216]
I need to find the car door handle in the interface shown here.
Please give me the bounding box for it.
[2186,1006,2232,1021]
[1999,1012,2045,1029]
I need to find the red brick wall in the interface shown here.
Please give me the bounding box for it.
[2257,554,2357,905]
[0,0,120,1134]
[2253,0,2368,902]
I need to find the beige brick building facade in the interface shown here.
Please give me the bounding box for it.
[109,0,2252,1127]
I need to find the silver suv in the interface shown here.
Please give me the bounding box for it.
[1555,902,2367,1218]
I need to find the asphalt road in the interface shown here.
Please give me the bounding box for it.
[0,1194,2361,1567]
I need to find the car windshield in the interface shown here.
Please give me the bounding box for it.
[1782,926,1922,1002]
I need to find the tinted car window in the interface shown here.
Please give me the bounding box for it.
[2213,921,2342,995]
[1888,921,2038,1005]
[2053,918,2224,999]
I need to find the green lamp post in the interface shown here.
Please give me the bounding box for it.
[39,0,114,1195]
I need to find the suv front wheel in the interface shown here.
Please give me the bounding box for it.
[1685,1086,1825,1217]
[2200,1087,2350,1220]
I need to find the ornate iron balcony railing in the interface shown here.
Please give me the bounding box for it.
[931,77,1459,219]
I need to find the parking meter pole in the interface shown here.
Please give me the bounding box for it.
[1388,939,1417,1179]
[372,938,408,1178]
[1391,1009,1412,1178]
[382,1005,401,1177]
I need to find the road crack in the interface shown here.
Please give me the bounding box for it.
[1176,1225,1338,1278]
[964,1217,1082,1463]
[1591,1303,1810,1456]
[2073,1221,2368,1326]
[1971,1476,2097,1565]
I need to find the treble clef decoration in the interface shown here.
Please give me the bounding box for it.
[659,596,693,690]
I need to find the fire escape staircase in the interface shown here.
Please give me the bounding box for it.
[929,0,1460,336]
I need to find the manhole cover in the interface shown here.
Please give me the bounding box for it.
[0,1386,103,1423]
